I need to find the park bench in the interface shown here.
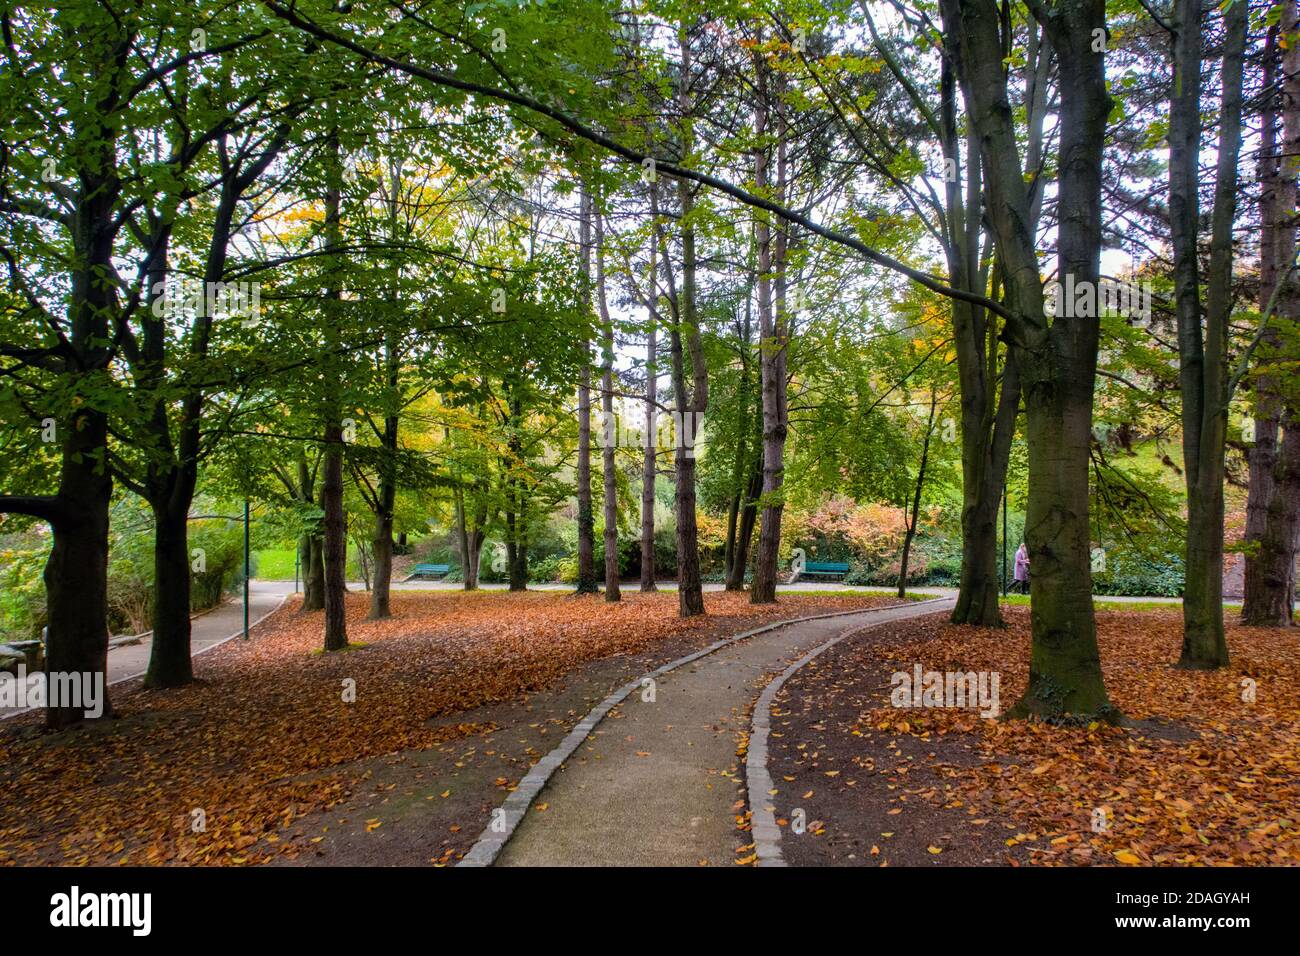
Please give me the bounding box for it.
[407,563,451,581]
[799,560,850,581]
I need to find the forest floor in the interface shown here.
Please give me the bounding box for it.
[769,607,1300,866]
[0,589,899,866]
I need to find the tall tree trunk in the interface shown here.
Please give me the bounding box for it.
[944,0,1114,719]
[26,134,121,727]
[952,354,1020,625]
[673,433,705,615]
[42,416,114,729]
[730,452,763,589]
[320,134,349,651]
[368,405,398,620]
[321,422,349,650]
[145,497,194,688]
[650,158,705,615]
[640,315,658,592]
[1021,0,1113,714]
[724,295,756,591]
[1249,423,1300,624]
[506,393,528,592]
[370,153,403,620]
[939,29,1023,628]
[658,183,706,617]
[7,99,125,727]
[455,489,475,590]
[1243,24,1283,616]
[370,508,393,619]
[295,452,324,610]
[723,491,740,585]
[575,185,599,594]
[666,24,709,617]
[1169,0,1244,667]
[467,527,486,590]
[900,396,939,598]
[751,62,790,605]
[1243,8,1300,626]
[596,203,622,601]
[301,534,324,611]
[17,157,119,724]
[140,234,195,689]
[140,123,287,685]
[301,533,323,609]
[510,528,528,591]
[505,486,528,593]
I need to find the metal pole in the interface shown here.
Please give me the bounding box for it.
[243,498,250,640]
[1002,488,1008,596]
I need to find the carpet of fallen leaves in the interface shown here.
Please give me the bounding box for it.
[0,589,893,866]
[823,608,1300,866]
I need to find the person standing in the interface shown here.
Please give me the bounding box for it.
[1013,542,1030,594]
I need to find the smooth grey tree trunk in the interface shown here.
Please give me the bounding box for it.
[595,204,622,601]
[575,185,599,594]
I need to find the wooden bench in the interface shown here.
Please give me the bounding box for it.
[800,560,850,580]
[407,563,451,581]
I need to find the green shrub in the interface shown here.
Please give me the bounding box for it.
[528,555,566,583]
[189,519,246,610]
[0,537,48,642]
[1091,545,1184,597]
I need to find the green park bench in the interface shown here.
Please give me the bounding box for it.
[800,560,850,580]
[407,563,451,581]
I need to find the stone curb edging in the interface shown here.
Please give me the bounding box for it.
[113,593,291,686]
[746,597,956,867]
[457,595,951,868]
[108,595,236,648]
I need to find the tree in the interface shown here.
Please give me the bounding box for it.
[750,36,791,605]
[576,185,600,594]
[1242,2,1300,627]
[0,3,291,721]
[595,199,622,600]
[1167,0,1246,667]
[941,0,1115,719]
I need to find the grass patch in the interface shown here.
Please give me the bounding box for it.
[254,547,367,581]
[253,548,298,580]
[309,641,372,657]
[999,594,1238,612]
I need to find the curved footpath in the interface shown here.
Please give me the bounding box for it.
[0,580,291,721]
[465,596,955,867]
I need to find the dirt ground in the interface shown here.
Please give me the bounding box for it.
[0,589,897,866]
[768,608,1300,867]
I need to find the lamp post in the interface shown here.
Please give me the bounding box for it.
[243,498,250,640]
[1001,488,1008,597]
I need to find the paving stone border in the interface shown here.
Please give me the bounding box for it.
[458,596,950,867]
[115,593,291,685]
[746,597,955,867]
